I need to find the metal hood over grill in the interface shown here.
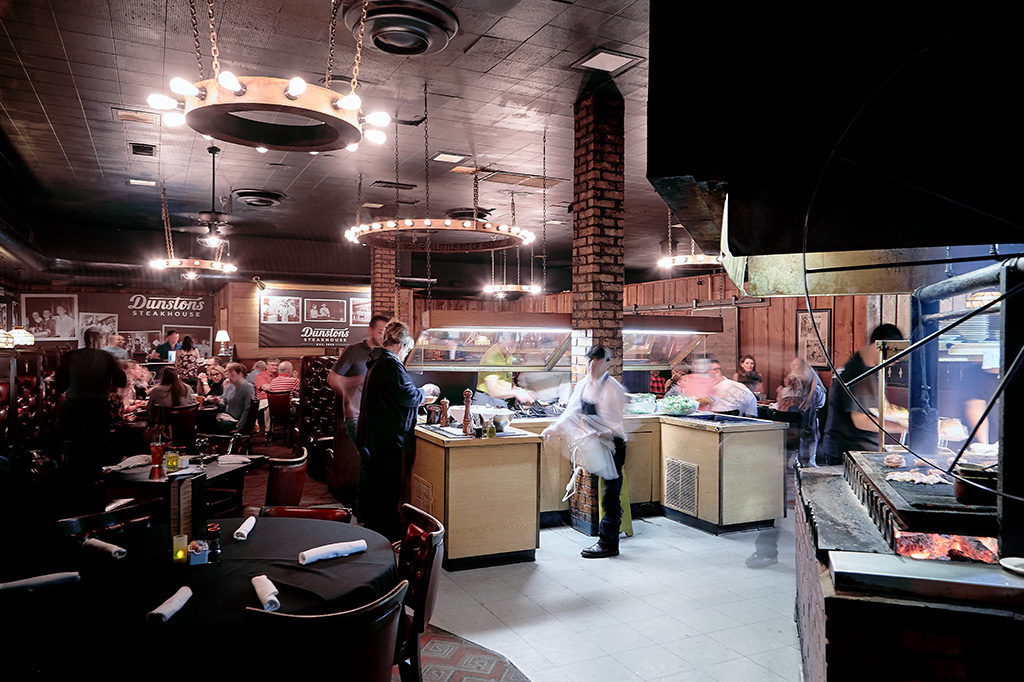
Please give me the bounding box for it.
[648,7,1022,264]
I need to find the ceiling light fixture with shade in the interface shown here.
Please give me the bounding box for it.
[344,85,534,253]
[8,326,34,347]
[145,0,390,153]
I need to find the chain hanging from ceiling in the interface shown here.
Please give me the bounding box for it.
[205,0,221,80]
[187,0,205,81]
[326,0,341,88]
[393,112,401,317]
[542,126,548,310]
[423,83,432,301]
[156,0,388,152]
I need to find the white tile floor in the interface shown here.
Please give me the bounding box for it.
[429,512,801,681]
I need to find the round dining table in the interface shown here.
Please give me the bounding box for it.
[3,517,399,676]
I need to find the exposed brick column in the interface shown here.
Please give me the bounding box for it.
[370,246,399,319]
[569,79,625,536]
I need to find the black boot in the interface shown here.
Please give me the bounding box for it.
[581,541,618,558]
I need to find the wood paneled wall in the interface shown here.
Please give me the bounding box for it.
[214,281,412,362]
[412,273,876,398]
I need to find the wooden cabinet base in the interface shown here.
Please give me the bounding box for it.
[412,427,541,571]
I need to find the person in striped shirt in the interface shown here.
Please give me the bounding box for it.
[267,360,300,398]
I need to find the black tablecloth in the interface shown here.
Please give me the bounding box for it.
[2,518,398,676]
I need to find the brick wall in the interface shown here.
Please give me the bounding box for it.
[569,82,625,533]
[371,246,398,319]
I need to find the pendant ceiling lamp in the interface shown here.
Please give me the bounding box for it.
[344,85,534,252]
[146,0,390,153]
[657,207,723,268]
[484,191,540,297]
[149,165,238,279]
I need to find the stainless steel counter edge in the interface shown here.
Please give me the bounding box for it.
[514,413,788,433]
[415,425,542,447]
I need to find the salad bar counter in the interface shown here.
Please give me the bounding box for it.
[515,411,788,535]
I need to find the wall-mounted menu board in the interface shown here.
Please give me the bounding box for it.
[258,287,370,347]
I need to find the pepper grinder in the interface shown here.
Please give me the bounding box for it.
[462,389,473,435]
[440,397,450,427]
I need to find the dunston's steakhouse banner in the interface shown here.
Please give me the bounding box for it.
[258,287,371,348]
[20,290,214,346]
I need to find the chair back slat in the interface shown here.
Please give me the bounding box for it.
[57,500,156,541]
[264,448,308,506]
[265,389,292,417]
[396,504,444,634]
[158,404,199,448]
[245,579,409,681]
[258,506,352,523]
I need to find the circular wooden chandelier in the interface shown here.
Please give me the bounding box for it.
[345,218,534,252]
[148,0,389,153]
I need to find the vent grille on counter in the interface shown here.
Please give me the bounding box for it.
[664,457,698,516]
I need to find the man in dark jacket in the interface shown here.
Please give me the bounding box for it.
[356,321,438,541]
[54,327,127,475]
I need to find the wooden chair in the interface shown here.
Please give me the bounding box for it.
[264,448,308,506]
[57,500,157,550]
[159,403,199,453]
[394,504,445,682]
[244,579,409,682]
[258,506,352,523]
[199,399,259,455]
[264,389,294,446]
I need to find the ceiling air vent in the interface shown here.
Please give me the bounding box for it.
[233,189,286,207]
[111,107,159,125]
[445,207,493,220]
[372,180,417,191]
[129,142,157,157]
[481,171,564,189]
[343,0,459,56]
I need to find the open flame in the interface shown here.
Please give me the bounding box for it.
[894,531,998,563]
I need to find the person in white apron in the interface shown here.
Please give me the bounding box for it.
[543,345,628,558]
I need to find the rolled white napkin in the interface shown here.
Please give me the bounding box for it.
[234,516,256,541]
[102,454,151,472]
[298,539,367,565]
[83,537,127,559]
[251,574,280,612]
[0,571,80,593]
[145,586,192,623]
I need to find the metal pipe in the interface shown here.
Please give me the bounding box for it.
[845,279,1023,387]
[916,257,1022,303]
[920,304,1000,325]
[804,252,1024,275]
[0,217,48,272]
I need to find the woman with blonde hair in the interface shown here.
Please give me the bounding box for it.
[356,320,439,540]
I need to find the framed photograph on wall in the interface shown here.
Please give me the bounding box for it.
[304,298,346,323]
[21,293,79,341]
[350,297,371,325]
[123,330,162,358]
[80,312,118,333]
[260,295,301,324]
[796,309,832,369]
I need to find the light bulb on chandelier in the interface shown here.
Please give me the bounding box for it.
[217,70,245,95]
[147,93,178,110]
